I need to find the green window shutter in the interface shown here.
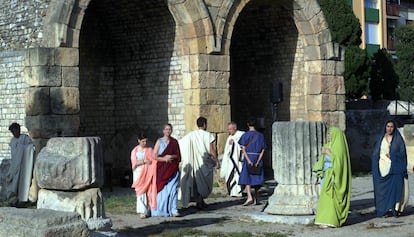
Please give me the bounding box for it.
[366,44,380,56]
[365,8,380,22]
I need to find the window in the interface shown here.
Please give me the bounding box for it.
[365,0,378,9]
[365,22,379,44]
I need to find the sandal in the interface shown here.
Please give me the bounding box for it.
[139,214,146,219]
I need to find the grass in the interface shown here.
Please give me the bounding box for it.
[104,193,136,214]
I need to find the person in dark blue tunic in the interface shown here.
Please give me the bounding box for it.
[372,119,409,217]
[238,118,266,206]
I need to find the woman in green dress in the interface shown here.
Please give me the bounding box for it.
[313,127,352,228]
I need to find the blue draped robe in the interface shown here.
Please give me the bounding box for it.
[372,121,408,217]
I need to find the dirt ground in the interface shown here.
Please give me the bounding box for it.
[104,175,414,237]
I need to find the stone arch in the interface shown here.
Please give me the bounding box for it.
[222,0,344,126]
[34,0,344,167]
[31,0,182,181]
[42,0,89,48]
[166,0,344,158]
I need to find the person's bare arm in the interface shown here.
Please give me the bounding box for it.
[254,149,265,167]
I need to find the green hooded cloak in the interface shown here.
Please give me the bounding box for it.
[313,127,352,227]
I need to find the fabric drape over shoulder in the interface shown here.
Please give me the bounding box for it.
[178,130,216,208]
[220,130,244,196]
[130,146,157,210]
[313,127,352,227]
[372,122,408,217]
[156,138,181,192]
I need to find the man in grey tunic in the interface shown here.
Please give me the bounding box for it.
[6,123,35,206]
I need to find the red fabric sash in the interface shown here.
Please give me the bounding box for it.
[156,138,181,192]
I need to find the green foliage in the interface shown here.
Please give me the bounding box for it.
[318,0,365,99]
[369,48,398,100]
[318,0,362,47]
[344,45,370,99]
[394,25,414,101]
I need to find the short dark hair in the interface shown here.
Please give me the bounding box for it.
[137,133,147,140]
[8,122,20,131]
[197,117,207,127]
[247,118,257,128]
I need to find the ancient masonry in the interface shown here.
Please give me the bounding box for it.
[0,0,345,184]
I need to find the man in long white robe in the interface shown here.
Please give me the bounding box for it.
[6,123,35,205]
[220,122,244,197]
[178,117,219,208]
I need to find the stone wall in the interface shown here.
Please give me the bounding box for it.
[0,0,48,50]
[0,51,26,158]
[77,0,184,171]
[0,0,345,185]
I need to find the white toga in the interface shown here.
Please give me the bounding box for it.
[178,129,215,207]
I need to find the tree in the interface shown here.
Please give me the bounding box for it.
[318,0,362,47]
[344,45,370,99]
[319,0,367,100]
[394,25,414,101]
[369,49,398,100]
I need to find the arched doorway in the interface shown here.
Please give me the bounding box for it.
[78,0,177,180]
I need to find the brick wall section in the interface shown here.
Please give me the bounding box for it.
[0,0,48,50]
[0,51,26,159]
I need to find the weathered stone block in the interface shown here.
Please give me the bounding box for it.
[199,105,229,132]
[55,47,79,66]
[26,115,80,138]
[37,188,112,230]
[36,137,104,190]
[25,87,50,115]
[62,67,79,87]
[27,47,55,66]
[50,87,80,114]
[310,11,328,34]
[200,89,229,105]
[25,66,62,87]
[0,207,88,237]
[208,55,229,71]
[320,60,337,75]
[303,45,320,61]
[307,74,322,94]
[307,94,322,111]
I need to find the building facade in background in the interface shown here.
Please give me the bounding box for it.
[350,0,414,55]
